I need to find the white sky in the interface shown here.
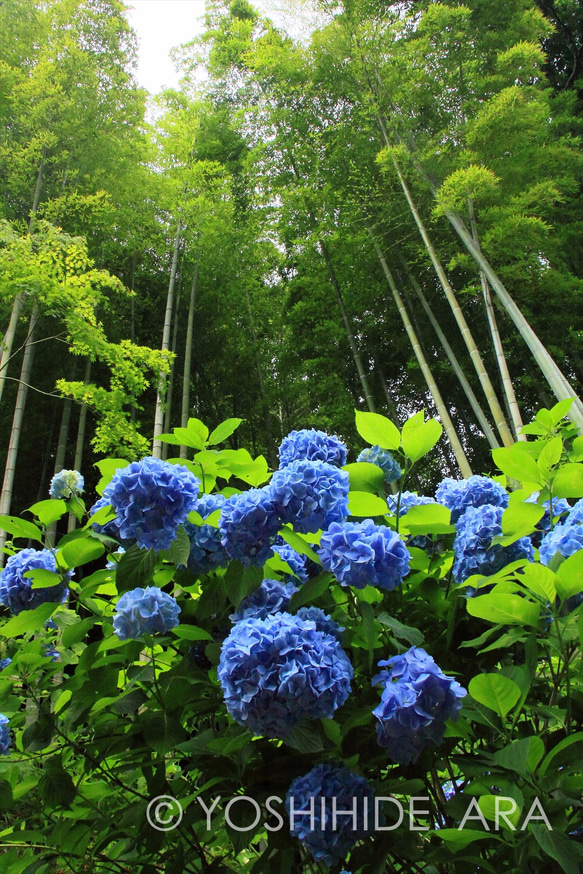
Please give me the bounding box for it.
[125,0,329,95]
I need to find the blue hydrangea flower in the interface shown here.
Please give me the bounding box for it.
[272,539,308,583]
[89,496,122,541]
[357,445,402,483]
[0,714,11,756]
[218,612,353,738]
[373,647,467,765]
[44,647,60,662]
[566,498,583,526]
[286,764,375,866]
[49,469,84,499]
[230,578,298,622]
[103,457,200,552]
[319,519,410,591]
[442,779,464,801]
[539,518,583,566]
[270,460,349,535]
[0,549,68,615]
[184,493,229,574]
[279,429,348,469]
[295,606,344,641]
[387,492,436,516]
[525,494,571,546]
[113,586,181,641]
[436,476,508,523]
[0,658,11,671]
[453,504,534,583]
[219,488,280,567]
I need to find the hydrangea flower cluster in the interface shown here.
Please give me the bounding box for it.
[230,578,298,622]
[295,607,344,641]
[113,586,181,641]
[49,469,84,499]
[279,429,348,469]
[0,658,11,671]
[357,445,402,483]
[319,519,410,591]
[0,549,68,615]
[0,714,10,756]
[539,507,583,566]
[436,475,509,523]
[272,539,308,583]
[103,457,200,552]
[218,612,353,738]
[526,494,571,542]
[184,493,229,574]
[373,647,467,765]
[386,492,435,516]
[286,764,375,866]
[270,460,349,534]
[219,488,280,566]
[453,505,534,583]
[89,496,122,541]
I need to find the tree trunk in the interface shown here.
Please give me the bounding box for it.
[467,201,525,441]
[0,293,25,405]
[161,274,183,460]
[400,261,500,450]
[245,289,277,469]
[392,157,514,447]
[0,303,40,557]
[152,218,182,458]
[180,264,198,459]
[368,231,473,477]
[68,359,91,532]
[319,241,376,413]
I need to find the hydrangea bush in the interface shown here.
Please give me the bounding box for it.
[0,406,581,874]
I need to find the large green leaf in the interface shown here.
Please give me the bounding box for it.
[0,515,42,542]
[1,602,60,637]
[492,736,545,776]
[208,418,243,445]
[288,573,332,610]
[279,527,321,564]
[27,499,67,527]
[24,568,62,590]
[556,551,583,600]
[492,445,543,486]
[467,592,540,627]
[343,462,385,494]
[224,561,262,608]
[493,501,544,546]
[398,503,454,534]
[552,463,583,498]
[469,673,521,717]
[355,410,400,450]
[347,491,389,517]
[401,414,442,463]
[530,826,583,874]
[378,612,424,646]
[115,544,156,593]
[60,536,105,569]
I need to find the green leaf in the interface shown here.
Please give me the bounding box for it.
[378,612,424,646]
[288,573,332,610]
[157,432,182,446]
[172,426,207,450]
[469,673,521,717]
[537,436,563,473]
[227,455,270,487]
[115,544,156,593]
[62,617,95,648]
[24,568,62,590]
[570,435,583,462]
[279,527,321,564]
[399,503,454,534]
[530,826,583,874]
[494,501,544,545]
[208,418,243,445]
[478,794,522,828]
[552,463,583,498]
[283,721,325,753]
[467,592,540,627]
[556,551,583,601]
[539,731,583,777]
[492,446,543,486]
[343,462,386,493]
[347,491,389,517]
[158,525,190,567]
[27,499,67,527]
[492,736,544,776]
[94,458,128,494]
[351,601,380,650]
[38,761,76,808]
[401,415,442,463]
[549,398,574,426]
[60,537,105,569]
[0,515,42,542]
[355,410,400,450]
[171,625,213,642]
[144,712,187,755]
[1,602,60,637]
[519,563,557,602]
[224,561,262,608]
[84,503,114,529]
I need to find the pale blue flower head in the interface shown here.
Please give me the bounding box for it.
[286,764,375,866]
[103,457,200,552]
[373,647,466,764]
[49,469,84,499]
[453,504,534,583]
[319,519,410,591]
[113,586,181,641]
[218,612,353,738]
[279,429,348,469]
[0,549,68,615]
[436,475,508,523]
[0,714,11,756]
[270,460,349,534]
[357,445,402,483]
[219,488,280,567]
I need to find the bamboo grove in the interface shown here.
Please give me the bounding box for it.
[0,0,582,528]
